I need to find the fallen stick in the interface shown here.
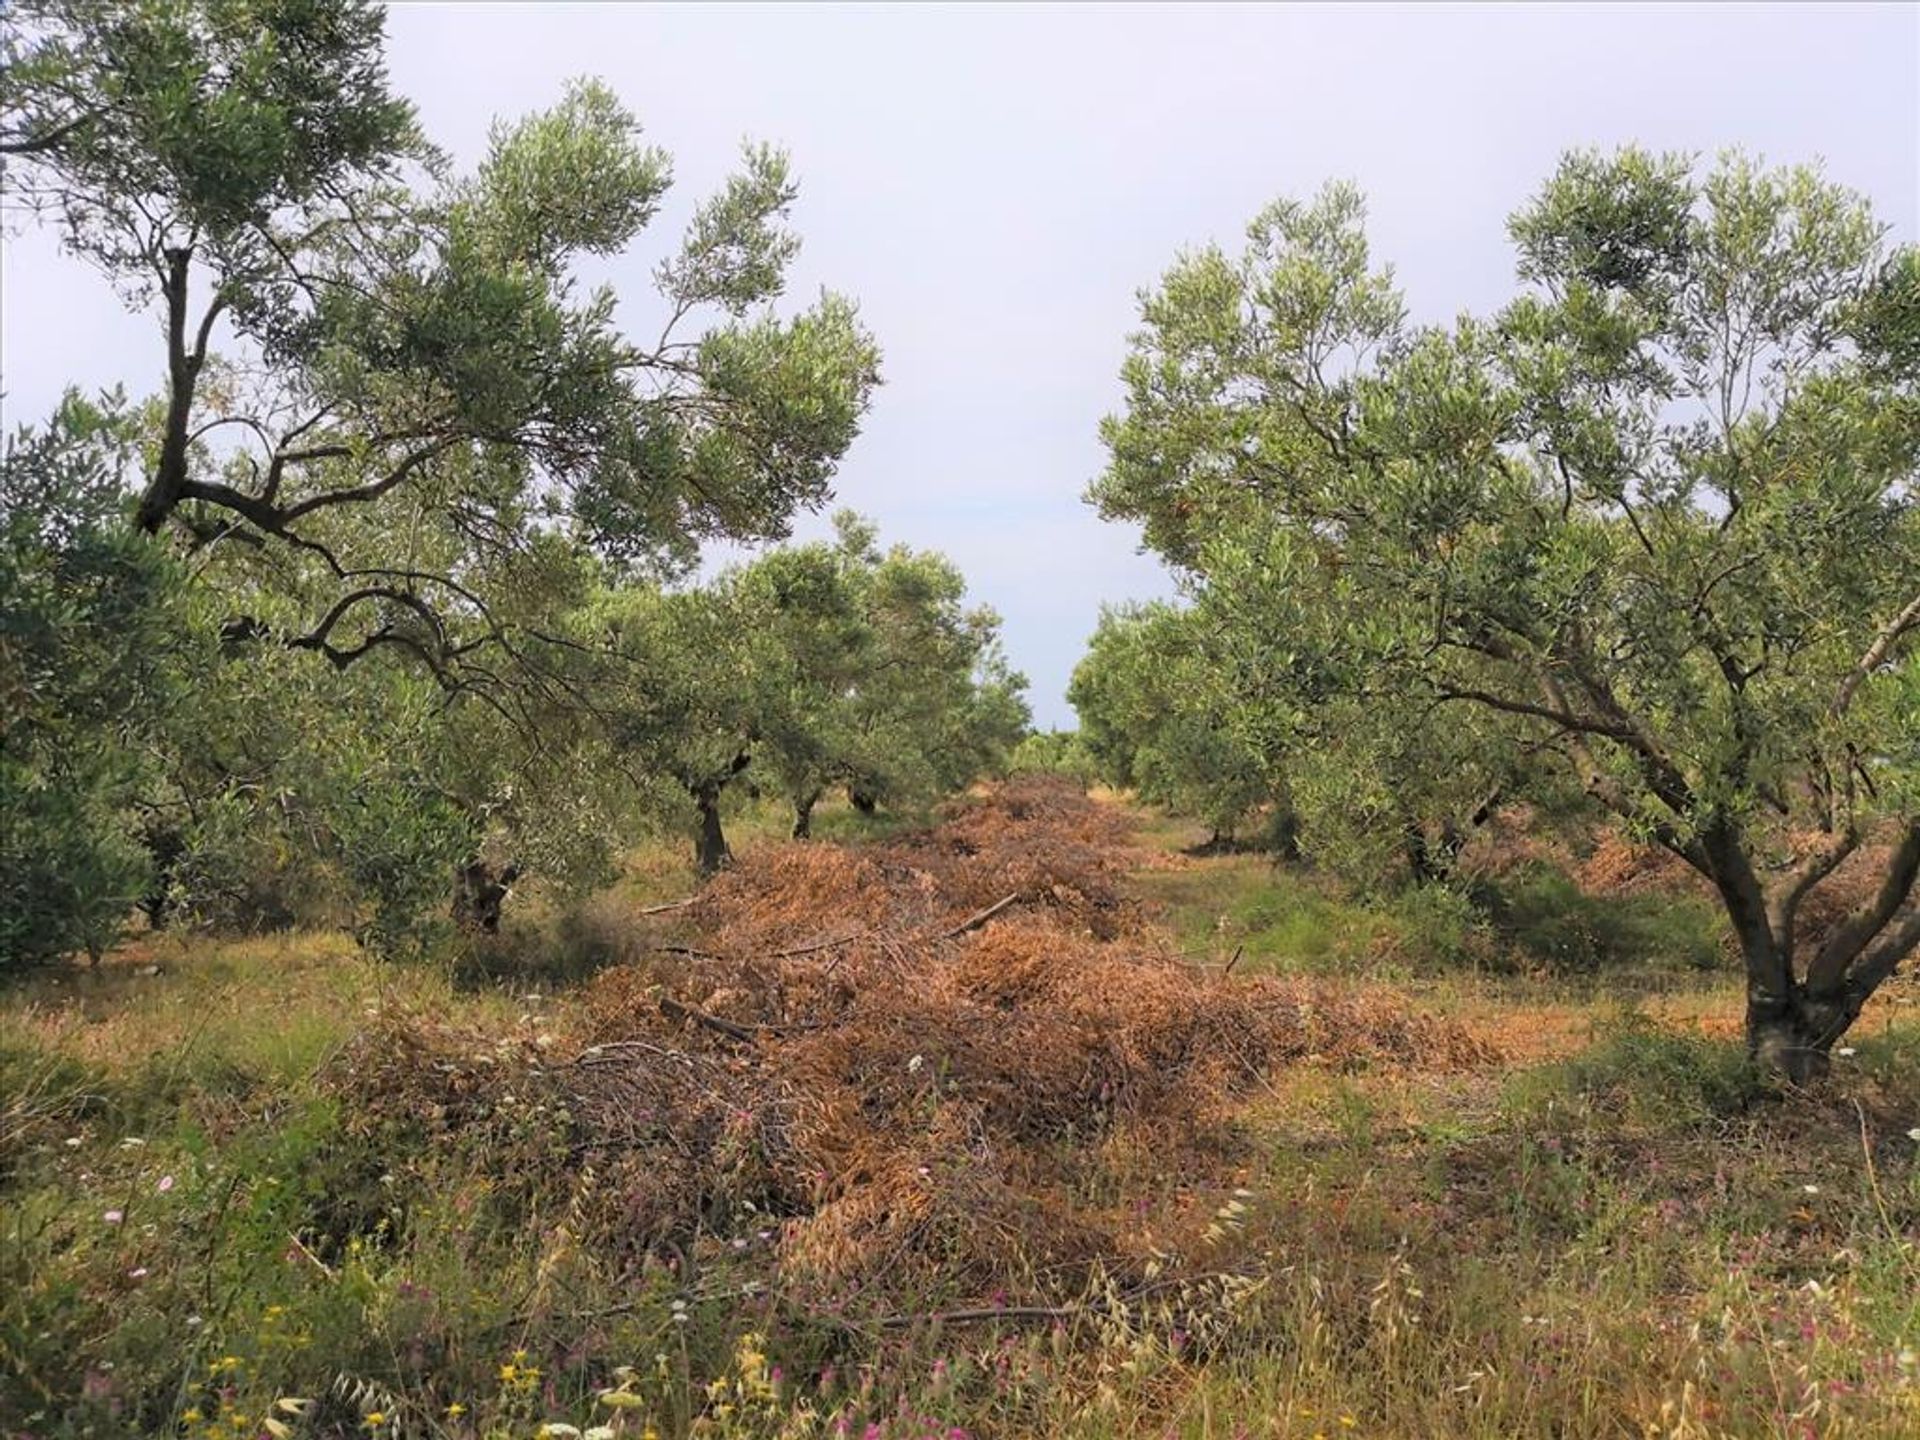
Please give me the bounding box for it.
[940,892,1020,939]
[772,931,866,959]
[655,996,829,1042]
[1223,942,1245,976]
[651,944,721,960]
[637,896,695,916]
[657,995,756,1042]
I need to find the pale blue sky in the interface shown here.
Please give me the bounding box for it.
[4,2,1916,726]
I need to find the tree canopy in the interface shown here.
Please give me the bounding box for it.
[3,0,880,708]
[591,513,1029,871]
[1069,602,1283,850]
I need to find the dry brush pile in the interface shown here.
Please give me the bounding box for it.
[335,777,1492,1318]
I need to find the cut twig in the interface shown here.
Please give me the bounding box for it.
[286,1231,338,1280]
[772,931,866,959]
[655,996,828,1042]
[657,996,756,1042]
[941,892,1020,939]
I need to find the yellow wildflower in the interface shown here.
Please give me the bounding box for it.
[363,1413,386,1430]
[445,1401,467,1417]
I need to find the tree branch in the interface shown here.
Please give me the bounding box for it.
[0,107,103,155]
[1807,820,1920,992]
[1834,591,1920,718]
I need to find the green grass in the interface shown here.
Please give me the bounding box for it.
[1129,855,1396,978]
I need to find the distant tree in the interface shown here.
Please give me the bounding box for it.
[1069,602,1290,852]
[591,516,1027,869]
[1009,730,1101,787]
[1093,151,1920,1075]
[767,515,1027,832]
[1,0,880,707]
[591,581,763,875]
[0,398,183,965]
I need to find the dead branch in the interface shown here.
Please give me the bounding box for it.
[941,892,1021,939]
[772,931,868,959]
[657,996,757,1042]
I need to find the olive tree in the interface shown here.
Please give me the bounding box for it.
[0,397,184,965]
[589,516,1028,870]
[1069,602,1286,851]
[1093,151,1920,1075]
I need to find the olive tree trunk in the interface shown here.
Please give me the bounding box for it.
[792,788,822,840]
[694,788,731,875]
[1705,820,1920,1081]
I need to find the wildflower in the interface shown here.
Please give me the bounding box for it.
[537,1425,582,1439]
[128,1266,148,1279]
[103,1209,124,1224]
[363,1412,386,1429]
[64,1136,82,1148]
[1341,1419,1358,1430]
[586,1429,616,1440]
[445,1401,466,1417]
[182,1409,203,1424]
[157,1174,175,1193]
[1835,1046,1856,1057]
[908,1054,925,1074]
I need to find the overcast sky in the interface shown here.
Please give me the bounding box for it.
[4,2,1916,726]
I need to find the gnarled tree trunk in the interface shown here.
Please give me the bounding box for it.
[1707,818,1920,1080]
[694,790,730,874]
[691,750,753,875]
[792,788,822,840]
[452,860,521,934]
[1268,802,1302,863]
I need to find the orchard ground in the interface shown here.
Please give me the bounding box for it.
[4,780,1918,1439]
